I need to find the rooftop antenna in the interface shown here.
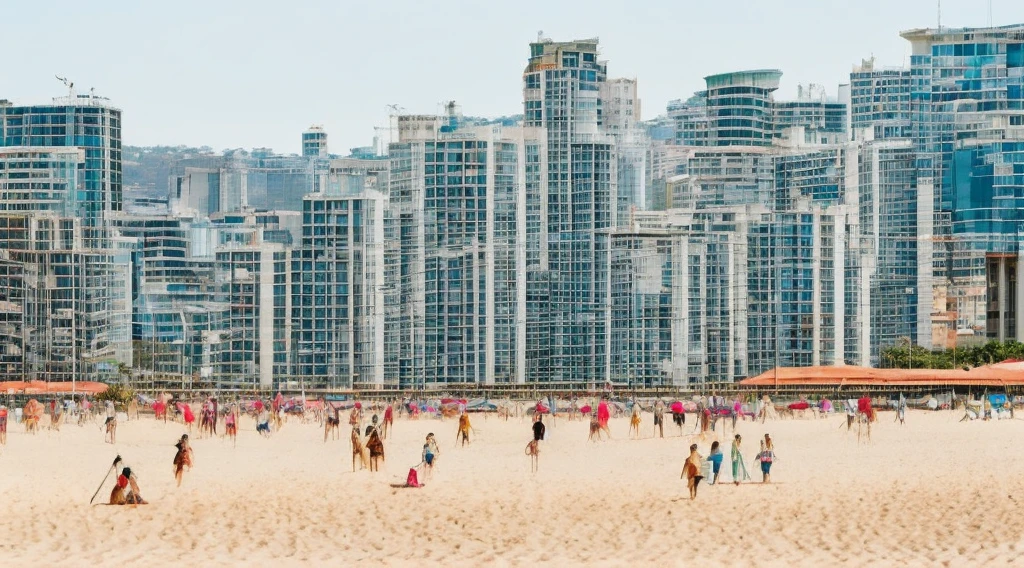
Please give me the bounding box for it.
[537,30,544,42]
[937,0,942,30]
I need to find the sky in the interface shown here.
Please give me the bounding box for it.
[4,0,1024,155]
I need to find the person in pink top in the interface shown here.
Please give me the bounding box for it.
[181,403,195,432]
[732,399,743,430]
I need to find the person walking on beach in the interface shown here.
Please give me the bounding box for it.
[421,433,439,479]
[709,441,724,485]
[653,400,665,438]
[629,400,642,438]
[366,416,385,471]
[457,412,472,447]
[211,398,219,435]
[104,407,117,445]
[756,435,775,483]
[0,404,7,445]
[597,400,611,438]
[731,434,750,485]
[382,403,394,439]
[681,444,703,500]
[225,404,238,446]
[49,398,62,431]
[533,414,546,443]
[173,434,194,487]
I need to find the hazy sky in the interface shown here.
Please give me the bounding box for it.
[5,0,1024,155]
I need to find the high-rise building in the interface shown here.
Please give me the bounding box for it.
[668,95,709,147]
[0,147,84,215]
[0,93,122,247]
[0,93,131,379]
[902,24,1024,348]
[848,137,920,362]
[601,78,648,227]
[213,231,290,390]
[704,70,782,147]
[169,151,319,216]
[291,180,390,389]
[302,126,328,157]
[0,213,132,381]
[523,37,616,386]
[390,111,541,387]
[850,58,912,141]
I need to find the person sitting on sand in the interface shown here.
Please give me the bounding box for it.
[681,443,703,500]
[173,434,194,487]
[709,441,724,485]
[458,412,472,446]
[110,465,147,505]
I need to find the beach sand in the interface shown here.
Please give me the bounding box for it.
[0,407,1022,566]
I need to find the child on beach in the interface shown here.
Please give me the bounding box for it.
[681,444,703,500]
[709,441,724,485]
[756,435,775,483]
[421,433,439,479]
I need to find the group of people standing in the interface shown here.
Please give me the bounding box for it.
[682,433,776,500]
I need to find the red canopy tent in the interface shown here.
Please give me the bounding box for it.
[0,381,108,395]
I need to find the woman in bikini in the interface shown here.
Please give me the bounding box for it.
[224,405,238,446]
[173,434,194,487]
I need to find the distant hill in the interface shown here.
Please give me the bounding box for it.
[123,145,216,196]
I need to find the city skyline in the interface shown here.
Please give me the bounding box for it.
[5,0,1024,155]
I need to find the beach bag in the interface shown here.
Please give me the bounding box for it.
[406,468,420,488]
[700,459,713,481]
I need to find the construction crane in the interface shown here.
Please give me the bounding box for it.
[55,75,74,98]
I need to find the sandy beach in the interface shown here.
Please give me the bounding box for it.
[0,407,1022,566]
